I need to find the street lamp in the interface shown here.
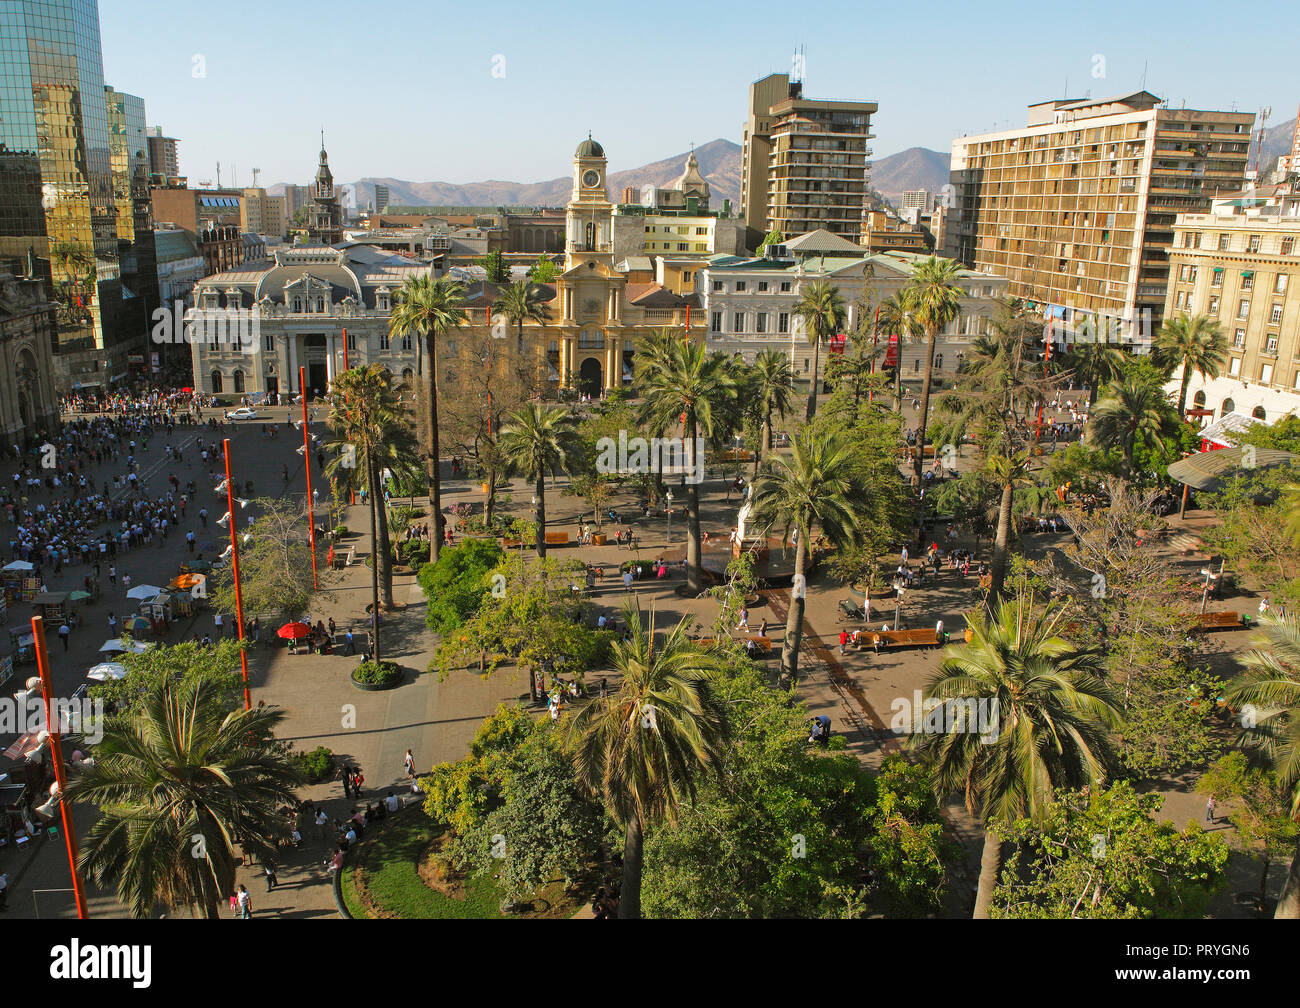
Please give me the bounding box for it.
[1199,568,1213,615]
[665,489,674,544]
[892,580,905,630]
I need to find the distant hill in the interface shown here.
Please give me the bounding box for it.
[1259,116,1297,170]
[271,139,743,212]
[870,147,949,204]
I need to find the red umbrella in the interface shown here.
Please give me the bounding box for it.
[277,621,311,640]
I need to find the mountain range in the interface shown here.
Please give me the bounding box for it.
[270,117,1297,216]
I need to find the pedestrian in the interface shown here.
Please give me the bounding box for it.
[108,564,116,585]
[623,569,633,593]
[236,884,252,919]
[214,611,223,637]
[340,762,353,799]
[264,864,278,892]
[1206,794,1216,823]
[345,629,355,655]
[58,622,70,651]
[316,808,330,843]
[404,749,415,780]
[122,573,131,593]
[352,768,365,798]
[839,629,848,655]
[199,507,208,528]
[107,611,117,634]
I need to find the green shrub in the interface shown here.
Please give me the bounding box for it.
[417,539,504,635]
[353,659,402,687]
[294,745,335,783]
[333,525,349,537]
[401,539,428,568]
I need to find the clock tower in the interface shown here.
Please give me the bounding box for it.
[565,133,614,271]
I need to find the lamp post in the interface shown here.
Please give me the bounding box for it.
[299,366,318,590]
[665,489,674,544]
[892,580,905,630]
[1199,567,1213,615]
[222,439,251,711]
[28,616,88,919]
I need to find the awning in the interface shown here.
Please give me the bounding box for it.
[1167,446,1299,491]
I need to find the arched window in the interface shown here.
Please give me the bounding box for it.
[232,369,245,393]
[401,368,414,386]
[935,354,944,370]
[1222,398,1235,415]
[1252,405,1266,420]
[1193,390,1206,407]
[211,370,223,393]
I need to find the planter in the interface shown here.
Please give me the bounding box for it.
[351,660,403,691]
[592,534,607,546]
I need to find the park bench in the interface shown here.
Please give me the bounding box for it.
[1195,611,1245,632]
[868,628,947,651]
[737,634,772,653]
[543,531,570,546]
[837,598,866,622]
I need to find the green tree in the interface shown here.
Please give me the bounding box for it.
[750,349,794,471]
[877,288,923,411]
[497,404,581,560]
[1200,752,1300,910]
[493,279,552,380]
[1227,614,1300,917]
[390,275,468,562]
[1089,374,1181,480]
[1065,340,1129,398]
[479,249,511,283]
[757,229,784,255]
[565,601,731,919]
[902,256,964,488]
[1152,312,1227,418]
[209,496,315,623]
[633,331,738,594]
[792,279,847,421]
[910,591,1121,918]
[528,257,560,282]
[87,638,245,716]
[991,781,1228,918]
[749,429,865,683]
[68,678,302,918]
[417,538,504,635]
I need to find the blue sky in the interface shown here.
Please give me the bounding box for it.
[99,0,1300,188]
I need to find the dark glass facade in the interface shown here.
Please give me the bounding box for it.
[0,0,124,352]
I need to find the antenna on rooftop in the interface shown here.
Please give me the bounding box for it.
[1140,61,1148,90]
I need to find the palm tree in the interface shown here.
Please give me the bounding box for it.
[903,256,965,488]
[910,592,1120,918]
[751,349,794,472]
[634,332,738,594]
[390,274,468,563]
[877,289,923,411]
[67,678,302,918]
[1065,340,1128,400]
[749,429,864,684]
[1227,614,1300,918]
[792,279,847,421]
[325,364,412,656]
[1152,313,1228,418]
[497,404,581,560]
[566,600,730,919]
[493,279,552,385]
[1089,375,1181,479]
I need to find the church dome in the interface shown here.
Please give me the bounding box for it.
[576,134,605,158]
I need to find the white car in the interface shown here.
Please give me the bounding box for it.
[225,407,258,420]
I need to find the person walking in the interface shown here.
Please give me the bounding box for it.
[340,762,353,799]
[315,808,330,844]
[236,884,252,919]
[1206,794,1217,823]
[122,573,131,593]
[108,564,116,585]
[404,749,415,780]
[839,629,848,655]
[623,569,633,593]
[345,629,355,655]
[264,864,278,892]
[107,611,117,635]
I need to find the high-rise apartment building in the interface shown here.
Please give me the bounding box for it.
[0,0,146,394]
[147,126,180,182]
[740,73,876,244]
[1164,180,1300,423]
[106,86,159,358]
[945,92,1253,347]
[902,190,931,212]
[374,184,390,213]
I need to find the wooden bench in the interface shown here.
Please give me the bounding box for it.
[1195,611,1244,632]
[736,634,772,653]
[868,628,945,651]
[543,531,569,546]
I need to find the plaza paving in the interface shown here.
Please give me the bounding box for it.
[0,401,1280,918]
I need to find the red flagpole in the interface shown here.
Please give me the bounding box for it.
[30,615,88,918]
[342,329,354,507]
[300,366,318,590]
[223,439,251,711]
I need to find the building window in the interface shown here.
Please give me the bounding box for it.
[711,312,722,333]
[1266,337,1279,355]
[712,281,723,292]
[1282,237,1295,256]
[733,312,745,333]
[735,281,746,293]
[1238,299,1251,318]
[1229,358,1240,376]
[1242,272,1254,291]
[756,313,767,334]
[778,312,790,334]
[347,331,356,351]
[1233,328,1246,348]
[1212,268,1223,287]
[1276,274,1289,294]
[380,331,390,350]
[1272,303,1284,324]
[263,333,273,352]
[211,370,223,393]
[780,281,791,293]
[401,333,412,351]
[1248,235,1262,253]
[293,297,302,312]
[1218,234,1230,251]
[1208,296,1219,315]
[1175,292,1186,309]
[758,281,769,292]
[1254,405,1268,419]
[233,369,245,393]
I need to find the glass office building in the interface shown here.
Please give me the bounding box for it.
[0,0,124,352]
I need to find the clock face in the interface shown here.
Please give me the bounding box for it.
[582,169,601,189]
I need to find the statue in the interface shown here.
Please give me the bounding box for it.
[735,482,754,542]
